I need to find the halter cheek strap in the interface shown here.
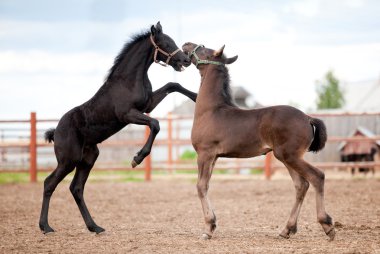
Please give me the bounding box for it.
[188,44,224,67]
[150,34,181,67]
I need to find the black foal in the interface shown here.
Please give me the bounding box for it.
[39,22,197,234]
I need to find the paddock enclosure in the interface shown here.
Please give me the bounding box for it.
[1,112,380,181]
[0,175,379,253]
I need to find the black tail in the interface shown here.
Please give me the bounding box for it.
[308,118,327,153]
[44,128,55,143]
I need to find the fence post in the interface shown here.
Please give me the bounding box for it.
[175,119,180,160]
[30,112,37,183]
[144,125,152,181]
[264,152,272,180]
[167,112,173,173]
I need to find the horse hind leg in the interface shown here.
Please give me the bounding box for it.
[279,168,309,238]
[69,145,104,234]
[276,149,335,240]
[39,161,76,234]
[39,126,83,234]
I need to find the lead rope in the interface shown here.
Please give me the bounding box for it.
[150,34,180,67]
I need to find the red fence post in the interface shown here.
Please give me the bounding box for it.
[167,112,173,173]
[144,125,152,181]
[264,152,272,180]
[175,118,180,160]
[30,112,37,183]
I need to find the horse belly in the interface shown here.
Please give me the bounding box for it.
[81,122,125,144]
[219,139,269,158]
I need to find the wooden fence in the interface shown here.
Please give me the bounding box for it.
[0,112,379,182]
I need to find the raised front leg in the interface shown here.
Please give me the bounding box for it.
[145,82,197,113]
[123,109,160,167]
[196,152,217,240]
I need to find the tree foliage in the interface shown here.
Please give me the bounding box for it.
[179,149,197,160]
[316,70,345,109]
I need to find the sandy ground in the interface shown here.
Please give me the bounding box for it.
[0,174,379,253]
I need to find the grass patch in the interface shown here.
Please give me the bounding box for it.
[0,170,146,185]
[250,168,263,175]
[0,172,56,184]
[0,172,30,184]
[0,167,264,185]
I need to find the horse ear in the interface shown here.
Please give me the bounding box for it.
[151,21,163,36]
[213,45,225,57]
[225,55,238,64]
[156,21,163,33]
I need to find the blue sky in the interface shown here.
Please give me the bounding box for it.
[1,0,380,119]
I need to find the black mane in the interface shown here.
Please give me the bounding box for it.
[216,65,236,107]
[105,30,151,82]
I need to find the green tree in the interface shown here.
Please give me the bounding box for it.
[316,70,345,109]
[179,149,197,160]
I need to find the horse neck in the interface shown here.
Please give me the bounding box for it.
[195,65,231,115]
[109,37,154,82]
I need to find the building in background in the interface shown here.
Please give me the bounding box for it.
[339,126,380,175]
[172,86,263,115]
[342,78,380,112]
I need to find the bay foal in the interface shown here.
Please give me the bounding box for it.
[182,42,335,240]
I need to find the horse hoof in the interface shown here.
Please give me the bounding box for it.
[89,225,105,234]
[327,227,336,241]
[41,226,55,235]
[95,228,105,235]
[96,230,106,236]
[201,233,212,240]
[131,160,138,168]
[279,233,290,239]
[43,230,55,235]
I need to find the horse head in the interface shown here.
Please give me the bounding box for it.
[150,22,191,71]
[182,42,238,67]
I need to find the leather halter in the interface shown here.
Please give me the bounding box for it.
[187,44,224,67]
[150,34,181,67]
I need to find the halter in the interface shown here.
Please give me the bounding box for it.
[188,44,224,67]
[150,34,181,67]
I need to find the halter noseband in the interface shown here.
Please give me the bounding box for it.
[188,44,224,67]
[150,34,181,67]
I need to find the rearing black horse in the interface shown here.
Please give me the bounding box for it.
[39,22,197,234]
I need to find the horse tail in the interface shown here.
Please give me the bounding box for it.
[44,128,55,143]
[308,117,327,153]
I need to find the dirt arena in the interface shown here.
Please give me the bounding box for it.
[0,174,379,253]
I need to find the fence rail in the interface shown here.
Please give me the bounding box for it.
[1,112,379,182]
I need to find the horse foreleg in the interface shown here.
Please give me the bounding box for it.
[280,168,309,238]
[123,109,160,167]
[196,153,217,240]
[145,82,197,113]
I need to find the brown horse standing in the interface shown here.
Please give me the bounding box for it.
[182,42,335,241]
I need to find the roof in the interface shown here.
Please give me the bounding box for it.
[171,99,195,115]
[172,86,262,114]
[231,86,251,99]
[342,78,380,112]
[338,126,380,153]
